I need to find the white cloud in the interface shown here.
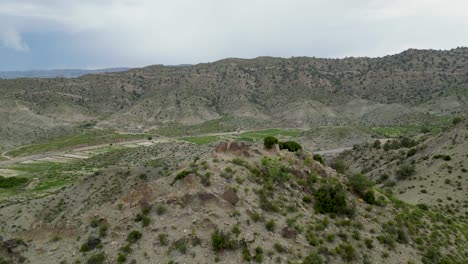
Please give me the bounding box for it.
[0,27,30,52]
[0,0,467,65]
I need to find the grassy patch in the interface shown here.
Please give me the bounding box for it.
[180,136,219,145]
[0,161,85,198]
[154,117,237,136]
[0,176,28,188]
[6,130,147,157]
[372,125,441,138]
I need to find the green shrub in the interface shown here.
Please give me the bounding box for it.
[127,230,142,243]
[336,243,356,262]
[306,226,319,246]
[417,203,429,211]
[242,246,252,261]
[265,219,276,232]
[232,225,241,236]
[211,230,236,251]
[156,204,167,215]
[264,136,279,149]
[302,252,324,264]
[273,243,287,253]
[303,195,312,203]
[254,246,264,262]
[332,159,347,174]
[434,154,451,161]
[158,233,168,246]
[86,253,105,264]
[117,253,127,263]
[407,148,417,157]
[395,164,416,180]
[173,239,188,254]
[170,170,191,185]
[373,140,381,148]
[313,154,324,164]
[452,117,462,125]
[279,141,302,152]
[364,238,373,249]
[314,184,348,215]
[250,211,263,222]
[348,174,373,196]
[363,190,376,205]
[80,237,102,252]
[0,176,28,188]
[120,244,132,253]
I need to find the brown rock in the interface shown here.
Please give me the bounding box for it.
[215,142,228,153]
[221,187,240,205]
[281,226,297,239]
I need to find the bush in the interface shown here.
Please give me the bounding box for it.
[303,195,312,203]
[117,253,126,263]
[87,253,105,264]
[332,159,347,174]
[314,184,348,215]
[395,164,416,180]
[211,230,236,251]
[306,226,319,246]
[155,204,167,215]
[302,252,324,264]
[313,154,324,164]
[452,117,462,125]
[336,243,356,262]
[364,238,373,249]
[363,190,376,205]
[80,237,102,252]
[127,230,142,243]
[158,233,168,246]
[373,140,381,148]
[348,174,373,196]
[254,246,264,262]
[265,219,276,232]
[263,136,279,149]
[407,148,417,157]
[0,176,28,188]
[170,170,191,185]
[434,154,451,161]
[279,141,302,152]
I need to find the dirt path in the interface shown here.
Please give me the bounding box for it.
[315,147,352,155]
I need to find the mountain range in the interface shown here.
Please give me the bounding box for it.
[0,48,467,147]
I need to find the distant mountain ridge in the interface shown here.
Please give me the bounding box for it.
[0,48,467,147]
[0,67,131,79]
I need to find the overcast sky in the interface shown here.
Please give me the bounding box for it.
[0,0,467,70]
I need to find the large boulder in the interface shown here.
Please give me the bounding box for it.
[221,187,240,205]
[215,142,250,157]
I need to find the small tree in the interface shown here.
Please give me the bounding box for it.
[263,136,279,149]
[348,174,374,196]
[313,154,324,164]
[314,184,348,214]
[279,141,302,152]
[395,164,416,180]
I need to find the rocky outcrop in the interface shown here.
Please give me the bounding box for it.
[215,141,250,157]
[221,187,240,205]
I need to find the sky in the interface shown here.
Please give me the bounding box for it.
[0,0,467,71]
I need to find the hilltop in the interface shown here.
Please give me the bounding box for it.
[0,48,467,148]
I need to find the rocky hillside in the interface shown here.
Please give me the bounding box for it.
[1,48,467,147]
[1,142,466,263]
[336,116,468,218]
